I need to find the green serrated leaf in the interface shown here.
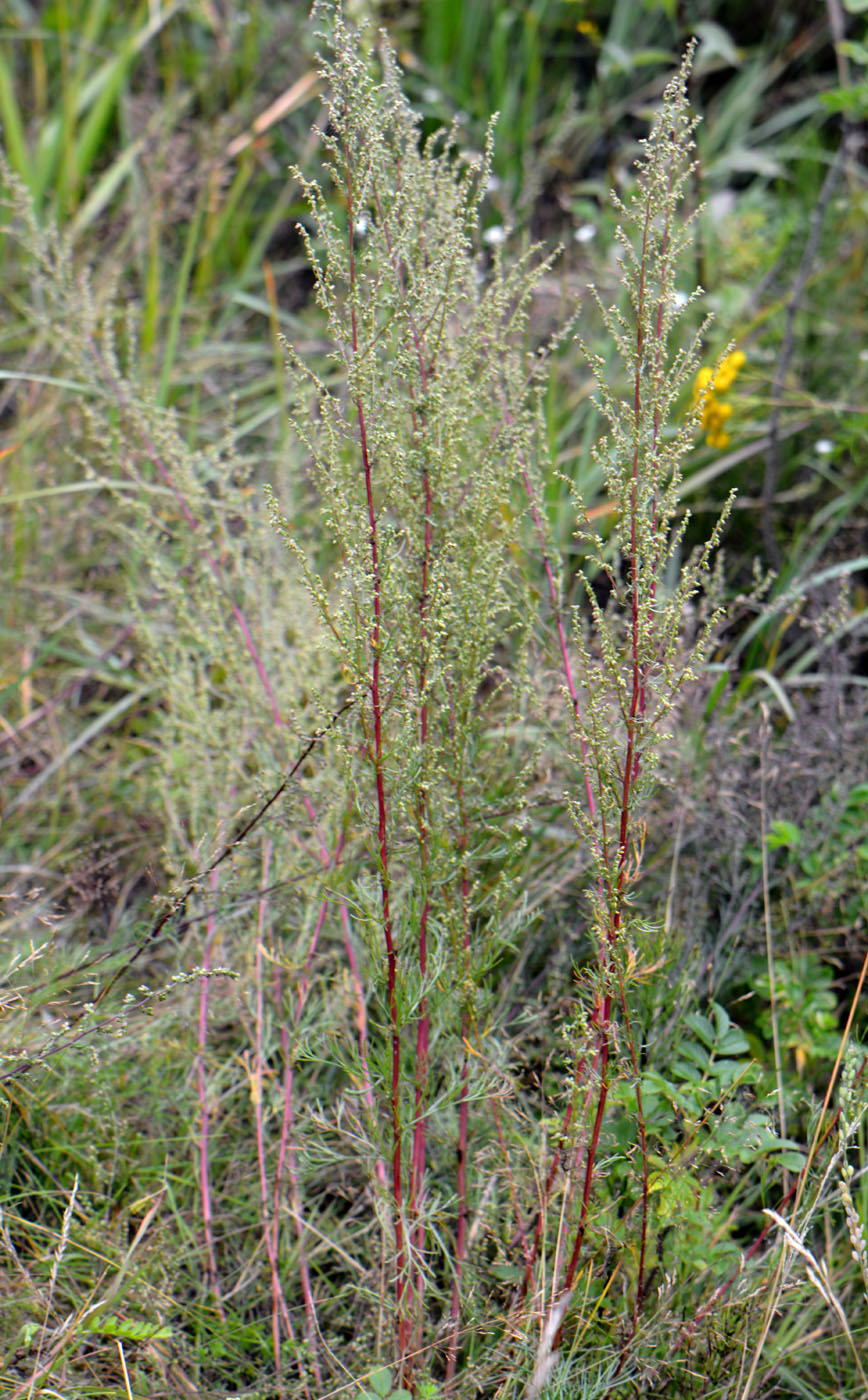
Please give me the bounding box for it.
[83,1313,173,1341]
[712,1057,750,1083]
[718,1027,750,1056]
[683,1012,714,1046]
[677,1041,712,1072]
[711,1001,732,1038]
[778,1149,809,1170]
[368,1368,394,1398]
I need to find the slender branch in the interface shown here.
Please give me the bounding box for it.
[341,102,408,1362]
[446,788,473,1382]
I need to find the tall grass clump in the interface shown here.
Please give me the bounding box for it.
[5,5,828,1396]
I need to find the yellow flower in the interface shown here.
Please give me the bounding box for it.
[692,349,745,449]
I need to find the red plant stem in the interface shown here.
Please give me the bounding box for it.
[445,795,472,1382]
[582,179,665,1315]
[605,167,674,1363]
[614,192,652,901]
[197,866,225,1320]
[486,381,613,1307]
[517,1035,602,1303]
[638,135,676,731]
[556,175,660,1316]
[103,362,339,1381]
[342,118,407,1360]
[563,1023,609,1291]
[252,841,314,1397]
[371,173,438,1352]
[408,497,432,1343]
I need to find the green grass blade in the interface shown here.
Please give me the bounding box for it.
[0,46,31,188]
[157,196,206,409]
[68,133,145,235]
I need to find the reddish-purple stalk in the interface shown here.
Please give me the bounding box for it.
[407,462,433,1350]
[546,173,665,1326]
[605,150,677,1338]
[445,792,472,1383]
[197,866,225,1319]
[510,490,608,1292]
[367,182,437,1325]
[585,163,677,1319]
[638,126,677,730]
[342,118,408,1360]
[516,1034,603,1304]
[484,383,618,1309]
[252,840,314,1398]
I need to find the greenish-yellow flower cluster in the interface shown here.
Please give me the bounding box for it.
[693,348,746,448]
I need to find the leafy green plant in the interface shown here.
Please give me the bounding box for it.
[358,1365,438,1400]
[642,1002,802,1163]
[751,954,842,1078]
